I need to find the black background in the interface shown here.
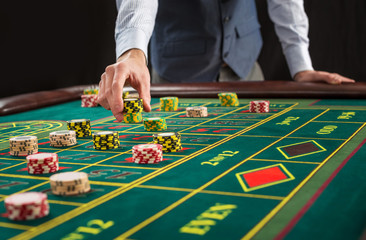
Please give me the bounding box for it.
[1,0,365,98]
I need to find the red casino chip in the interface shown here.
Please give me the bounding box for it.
[133,144,162,151]
[81,94,98,107]
[28,160,58,167]
[133,153,162,157]
[133,156,162,161]
[26,153,59,174]
[134,161,160,164]
[4,192,50,221]
[132,144,163,164]
[133,153,162,158]
[28,164,59,170]
[28,163,59,169]
[133,152,161,157]
[28,167,59,175]
[28,160,58,166]
[133,153,163,159]
[133,149,163,154]
[249,100,270,113]
[134,156,162,164]
[26,153,58,164]
[133,147,162,152]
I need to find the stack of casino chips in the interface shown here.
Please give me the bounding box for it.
[160,97,179,111]
[50,172,90,196]
[218,92,239,107]
[26,153,59,175]
[249,100,270,113]
[83,87,99,95]
[186,106,208,117]
[67,119,92,137]
[4,192,49,221]
[92,131,120,150]
[49,130,77,147]
[9,136,38,156]
[123,98,143,123]
[153,132,182,153]
[143,117,167,131]
[81,94,98,107]
[132,144,163,164]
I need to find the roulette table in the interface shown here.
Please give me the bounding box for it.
[1,81,366,240]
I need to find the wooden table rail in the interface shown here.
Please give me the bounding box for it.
[1,81,366,116]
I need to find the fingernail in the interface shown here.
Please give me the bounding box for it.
[115,113,123,122]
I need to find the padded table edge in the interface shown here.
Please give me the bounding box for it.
[1,81,366,116]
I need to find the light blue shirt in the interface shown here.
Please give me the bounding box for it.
[115,0,313,79]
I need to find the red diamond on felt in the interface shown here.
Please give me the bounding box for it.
[242,166,288,188]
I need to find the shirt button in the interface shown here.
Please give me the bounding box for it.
[224,52,229,58]
[223,16,230,23]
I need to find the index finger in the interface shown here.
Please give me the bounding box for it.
[110,70,129,122]
[136,76,151,112]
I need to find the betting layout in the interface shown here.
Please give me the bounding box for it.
[0,93,365,240]
[1,92,244,222]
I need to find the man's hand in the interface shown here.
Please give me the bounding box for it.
[97,49,151,122]
[294,70,355,84]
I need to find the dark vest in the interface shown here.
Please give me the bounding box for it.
[150,0,262,82]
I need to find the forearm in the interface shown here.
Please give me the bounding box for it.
[267,0,314,78]
[115,0,158,61]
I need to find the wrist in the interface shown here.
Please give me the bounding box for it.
[294,70,313,81]
[117,49,147,65]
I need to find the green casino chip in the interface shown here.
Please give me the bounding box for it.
[218,92,239,107]
[123,112,143,123]
[160,97,178,111]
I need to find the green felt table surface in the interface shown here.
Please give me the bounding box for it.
[0,98,366,240]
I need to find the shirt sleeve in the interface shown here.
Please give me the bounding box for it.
[115,0,158,61]
[267,0,314,78]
